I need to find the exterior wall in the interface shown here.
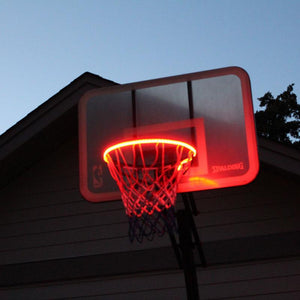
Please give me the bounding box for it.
[0,133,299,298]
[1,259,299,299]
[192,164,300,242]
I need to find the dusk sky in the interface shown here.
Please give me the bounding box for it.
[0,0,299,134]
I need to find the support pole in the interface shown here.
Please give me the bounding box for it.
[183,193,207,267]
[177,210,199,300]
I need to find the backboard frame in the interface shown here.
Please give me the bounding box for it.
[79,67,259,202]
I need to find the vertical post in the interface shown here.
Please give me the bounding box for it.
[187,81,197,148]
[177,210,199,300]
[131,90,137,129]
[183,193,207,268]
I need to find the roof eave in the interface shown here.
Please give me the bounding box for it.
[0,72,117,160]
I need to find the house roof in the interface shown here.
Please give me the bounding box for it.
[0,72,117,188]
[0,72,299,189]
[258,137,300,176]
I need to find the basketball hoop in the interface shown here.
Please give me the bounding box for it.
[103,138,196,242]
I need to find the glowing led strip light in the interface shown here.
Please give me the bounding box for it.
[103,138,197,163]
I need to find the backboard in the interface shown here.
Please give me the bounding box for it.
[78,67,259,202]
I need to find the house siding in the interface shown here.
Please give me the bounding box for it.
[0,120,299,297]
[0,259,299,299]
[1,136,299,265]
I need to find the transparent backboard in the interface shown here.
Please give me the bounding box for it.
[79,67,259,202]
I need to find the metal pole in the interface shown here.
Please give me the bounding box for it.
[183,193,207,267]
[177,209,199,300]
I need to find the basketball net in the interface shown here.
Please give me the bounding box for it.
[103,139,196,242]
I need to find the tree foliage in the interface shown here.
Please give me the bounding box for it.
[255,84,300,148]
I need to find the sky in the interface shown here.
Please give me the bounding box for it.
[0,0,299,134]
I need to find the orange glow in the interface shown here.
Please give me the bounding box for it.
[188,176,218,187]
[103,138,197,163]
[177,157,193,171]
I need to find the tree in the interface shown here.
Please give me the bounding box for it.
[255,84,300,148]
